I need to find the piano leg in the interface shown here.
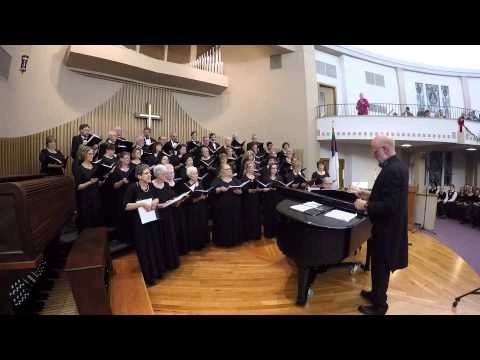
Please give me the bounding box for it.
[296,266,317,306]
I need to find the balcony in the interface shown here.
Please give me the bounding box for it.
[316,103,480,146]
[64,45,229,96]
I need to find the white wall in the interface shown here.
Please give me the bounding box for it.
[467,78,480,111]
[403,70,464,109]
[314,50,344,103]
[174,45,320,173]
[342,55,399,105]
[0,45,122,136]
[320,142,380,188]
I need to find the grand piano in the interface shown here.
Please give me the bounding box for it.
[275,187,371,306]
[0,175,76,314]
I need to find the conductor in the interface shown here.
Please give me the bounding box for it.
[353,135,409,315]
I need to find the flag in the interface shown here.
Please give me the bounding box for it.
[329,126,339,190]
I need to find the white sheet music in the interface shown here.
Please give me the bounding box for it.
[161,192,190,208]
[290,204,312,213]
[137,198,158,224]
[324,209,357,222]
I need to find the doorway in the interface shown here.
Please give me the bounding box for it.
[318,84,336,117]
[319,157,345,189]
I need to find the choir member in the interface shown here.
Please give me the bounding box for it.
[111,152,134,244]
[232,134,245,157]
[465,188,480,226]
[241,150,256,176]
[162,132,180,155]
[196,146,217,187]
[436,186,448,217]
[208,132,221,153]
[470,188,480,228]
[285,159,307,190]
[459,185,476,224]
[261,162,282,238]
[445,185,459,218]
[247,134,261,151]
[260,156,277,178]
[279,149,294,178]
[114,126,126,141]
[177,155,194,181]
[187,131,201,155]
[225,147,240,176]
[159,154,170,165]
[74,146,104,230]
[311,160,329,186]
[157,136,168,148]
[71,123,91,162]
[123,164,164,285]
[210,164,244,247]
[130,148,142,167]
[98,130,117,159]
[171,144,188,178]
[241,160,263,241]
[152,142,164,164]
[99,143,117,227]
[151,164,180,271]
[143,127,154,147]
[165,164,190,255]
[183,166,210,250]
[277,142,290,163]
[265,141,276,157]
[39,135,66,176]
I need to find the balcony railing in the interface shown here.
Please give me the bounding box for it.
[316,103,480,122]
[188,45,224,75]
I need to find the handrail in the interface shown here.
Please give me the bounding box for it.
[316,103,480,122]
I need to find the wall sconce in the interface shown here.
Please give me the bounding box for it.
[20,55,29,73]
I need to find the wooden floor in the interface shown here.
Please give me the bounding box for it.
[140,231,480,315]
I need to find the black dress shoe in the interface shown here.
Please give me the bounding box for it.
[358,304,388,315]
[360,290,374,303]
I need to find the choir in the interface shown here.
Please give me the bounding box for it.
[38,124,335,285]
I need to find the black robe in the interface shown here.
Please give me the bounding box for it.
[367,155,409,271]
[74,164,104,230]
[311,170,329,186]
[260,175,282,239]
[39,149,65,176]
[153,183,181,271]
[196,157,217,188]
[183,181,210,250]
[99,156,117,227]
[241,175,262,241]
[210,178,244,247]
[169,180,190,256]
[110,166,134,244]
[123,183,165,284]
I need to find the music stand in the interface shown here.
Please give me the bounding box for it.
[453,287,480,307]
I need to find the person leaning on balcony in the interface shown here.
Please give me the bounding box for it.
[401,107,414,117]
[356,93,369,115]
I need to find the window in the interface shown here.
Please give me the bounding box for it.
[365,71,385,87]
[316,61,336,78]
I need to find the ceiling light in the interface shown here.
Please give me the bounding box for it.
[466,147,477,151]
[401,144,412,148]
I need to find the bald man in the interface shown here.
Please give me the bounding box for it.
[353,136,408,315]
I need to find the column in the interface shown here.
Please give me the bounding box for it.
[396,67,407,113]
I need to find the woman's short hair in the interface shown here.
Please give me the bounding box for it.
[79,123,89,131]
[106,143,116,151]
[243,160,255,175]
[136,164,150,178]
[118,151,130,159]
[186,166,198,178]
[79,146,93,162]
[46,135,56,147]
[282,142,289,149]
[153,164,167,178]
[317,160,325,168]
[191,131,197,137]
